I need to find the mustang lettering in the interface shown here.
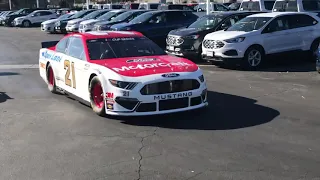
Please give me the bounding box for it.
[154,92,192,100]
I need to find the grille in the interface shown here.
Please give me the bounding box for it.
[159,97,189,111]
[136,102,157,112]
[140,79,200,95]
[79,24,84,29]
[166,35,184,46]
[203,40,224,49]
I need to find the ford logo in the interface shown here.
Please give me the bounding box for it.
[161,73,180,78]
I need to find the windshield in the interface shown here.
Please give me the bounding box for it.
[227,17,272,32]
[273,0,298,11]
[97,11,117,20]
[188,15,223,29]
[86,37,166,60]
[130,12,153,24]
[58,13,73,20]
[302,0,320,11]
[239,1,260,11]
[83,10,103,19]
[111,11,134,22]
[72,10,91,19]
[13,9,25,15]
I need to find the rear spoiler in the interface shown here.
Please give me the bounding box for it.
[41,41,59,48]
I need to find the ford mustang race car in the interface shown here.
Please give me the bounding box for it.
[39,31,208,116]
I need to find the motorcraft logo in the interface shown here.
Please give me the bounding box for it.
[112,62,193,72]
[41,51,62,62]
[161,73,180,78]
[154,92,192,100]
[126,58,158,63]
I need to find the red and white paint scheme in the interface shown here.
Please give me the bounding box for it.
[39,31,208,116]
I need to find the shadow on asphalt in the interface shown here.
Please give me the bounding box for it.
[0,72,19,76]
[0,92,13,103]
[120,91,280,130]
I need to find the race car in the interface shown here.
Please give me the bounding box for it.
[39,31,208,116]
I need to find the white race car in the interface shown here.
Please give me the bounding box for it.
[39,31,208,116]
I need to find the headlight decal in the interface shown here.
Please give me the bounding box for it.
[109,79,138,90]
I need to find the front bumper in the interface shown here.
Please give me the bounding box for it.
[66,24,79,32]
[13,20,23,26]
[41,24,55,32]
[201,41,247,60]
[79,25,93,33]
[165,44,200,58]
[103,79,208,116]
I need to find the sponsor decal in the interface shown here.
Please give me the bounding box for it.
[154,92,192,100]
[107,100,114,104]
[41,51,62,62]
[122,91,129,97]
[161,73,180,78]
[40,62,46,69]
[112,62,193,72]
[126,58,158,63]
[107,103,114,110]
[106,92,114,99]
[112,37,135,41]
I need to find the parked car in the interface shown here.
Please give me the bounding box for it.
[202,12,320,69]
[13,10,58,27]
[195,3,229,12]
[103,4,123,9]
[138,3,160,10]
[41,12,76,33]
[158,4,196,11]
[55,9,95,33]
[110,10,198,45]
[272,0,320,12]
[228,2,241,10]
[93,10,149,31]
[65,9,99,32]
[79,10,127,32]
[123,3,140,9]
[166,11,263,60]
[239,0,275,11]
[56,8,71,15]
[0,11,14,25]
[3,8,43,26]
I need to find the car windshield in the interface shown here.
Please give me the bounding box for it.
[97,11,117,20]
[58,13,73,20]
[239,1,260,11]
[72,10,91,19]
[188,15,223,29]
[86,37,166,60]
[83,10,103,19]
[130,12,154,24]
[273,0,298,11]
[111,11,134,22]
[227,17,272,32]
[13,9,25,15]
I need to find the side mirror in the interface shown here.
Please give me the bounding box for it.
[221,23,228,30]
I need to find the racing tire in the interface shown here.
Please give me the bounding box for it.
[241,46,265,70]
[309,39,320,62]
[46,64,58,94]
[22,20,31,28]
[89,76,106,116]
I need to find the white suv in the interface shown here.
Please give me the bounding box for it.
[202,12,320,69]
[14,10,58,27]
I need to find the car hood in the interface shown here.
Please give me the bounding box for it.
[68,18,83,24]
[15,16,27,20]
[110,22,132,30]
[80,19,99,25]
[91,55,199,77]
[205,30,252,40]
[169,27,203,37]
[42,19,58,25]
[7,14,24,19]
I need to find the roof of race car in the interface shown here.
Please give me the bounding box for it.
[67,31,144,40]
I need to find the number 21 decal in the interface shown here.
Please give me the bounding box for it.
[64,60,76,89]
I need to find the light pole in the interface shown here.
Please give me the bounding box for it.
[8,0,12,10]
[36,0,40,8]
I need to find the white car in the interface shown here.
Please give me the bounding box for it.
[39,31,208,116]
[202,12,320,69]
[239,0,276,12]
[41,13,75,33]
[14,10,58,27]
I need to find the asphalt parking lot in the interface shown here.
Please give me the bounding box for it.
[0,27,320,180]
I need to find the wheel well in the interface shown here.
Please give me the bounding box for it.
[88,73,97,87]
[247,44,265,55]
[311,37,320,49]
[45,62,50,79]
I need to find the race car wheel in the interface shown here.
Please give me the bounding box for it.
[89,76,106,116]
[22,20,31,28]
[46,64,57,93]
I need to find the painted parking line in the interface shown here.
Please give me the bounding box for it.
[0,64,39,69]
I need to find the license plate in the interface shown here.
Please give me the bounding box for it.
[207,51,214,57]
[169,46,174,51]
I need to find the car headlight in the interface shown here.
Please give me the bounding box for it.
[55,21,61,26]
[224,37,245,43]
[184,35,199,39]
[109,79,138,90]
[198,75,204,83]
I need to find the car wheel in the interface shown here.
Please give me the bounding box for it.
[242,46,265,70]
[22,20,31,28]
[309,39,320,62]
[317,66,320,74]
[46,64,58,93]
[89,76,106,116]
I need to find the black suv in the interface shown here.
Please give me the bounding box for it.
[166,11,264,60]
[4,8,43,26]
